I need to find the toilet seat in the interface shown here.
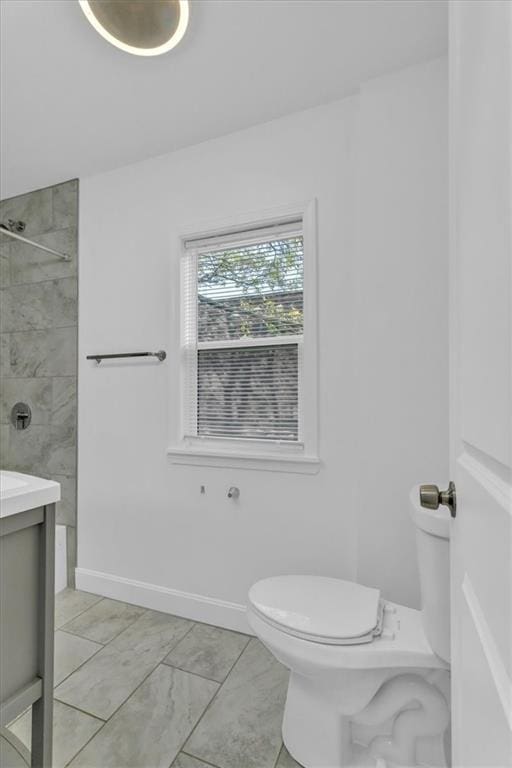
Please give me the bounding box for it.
[248,599,450,672]
[248,575,383,646]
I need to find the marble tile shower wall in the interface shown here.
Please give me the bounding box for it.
[0,179,78,585]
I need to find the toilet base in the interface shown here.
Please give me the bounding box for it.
[282,669,450,768]
[247,598,451,768]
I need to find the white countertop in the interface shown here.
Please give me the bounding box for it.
[0,471,61,519]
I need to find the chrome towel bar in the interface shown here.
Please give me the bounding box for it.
[86,351,167,364]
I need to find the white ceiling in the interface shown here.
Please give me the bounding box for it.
[0,0,447,199]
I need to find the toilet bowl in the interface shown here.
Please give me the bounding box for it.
[247,487,451,768]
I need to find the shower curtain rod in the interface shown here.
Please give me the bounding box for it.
[0,225,71,262]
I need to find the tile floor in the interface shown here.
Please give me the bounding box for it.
[7,589,301,768]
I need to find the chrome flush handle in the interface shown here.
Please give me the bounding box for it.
[419,481,457,518]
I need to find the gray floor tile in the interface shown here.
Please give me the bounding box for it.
[172,754,216,768]
[110,608,193,655]
[54,589,102,630]
[184,639,288,768]
[55,610,193,720]
[164,623,250,682]
[54,645,147,721]
[0,729,30,768]
[276,745,303,767]
[61,598,146,643]
[54,631,102,686]
[7,700,103,768]
[68,665,218,768]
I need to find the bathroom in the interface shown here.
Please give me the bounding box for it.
[0,1,510,767]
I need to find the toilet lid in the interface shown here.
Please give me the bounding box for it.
[248,576,382,645]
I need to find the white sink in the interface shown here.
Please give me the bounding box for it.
[0,473,28,493]
[0,470,60,519]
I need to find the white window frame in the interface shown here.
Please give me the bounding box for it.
[167,200,319,474]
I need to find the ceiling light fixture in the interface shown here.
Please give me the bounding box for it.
[78,0,189,57]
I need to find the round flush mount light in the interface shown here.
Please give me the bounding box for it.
[78,0,189,56]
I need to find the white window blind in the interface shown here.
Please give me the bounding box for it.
[182,221,304,444]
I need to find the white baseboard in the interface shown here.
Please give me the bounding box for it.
[75,567,252,635]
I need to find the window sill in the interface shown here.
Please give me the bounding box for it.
[166,446,321,474]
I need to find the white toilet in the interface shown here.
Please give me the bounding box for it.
[247,487,451,768]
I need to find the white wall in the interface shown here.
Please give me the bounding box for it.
[354,58,449,608]
[77,57,447,629]
[77,98,359,631]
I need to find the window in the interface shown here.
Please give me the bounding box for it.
[173,205,319,472]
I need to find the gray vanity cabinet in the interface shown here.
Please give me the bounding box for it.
[0,504,55,768]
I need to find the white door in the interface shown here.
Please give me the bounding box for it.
[450,1,512,766]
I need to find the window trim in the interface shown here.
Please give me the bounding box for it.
[167,199,319,473]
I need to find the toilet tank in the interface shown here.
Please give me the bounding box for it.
[409,486,451,663]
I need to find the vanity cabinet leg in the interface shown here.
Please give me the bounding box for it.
[31,504,55,768]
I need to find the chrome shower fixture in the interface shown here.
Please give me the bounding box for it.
[0,220,71,261]
[3,219,26,233]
